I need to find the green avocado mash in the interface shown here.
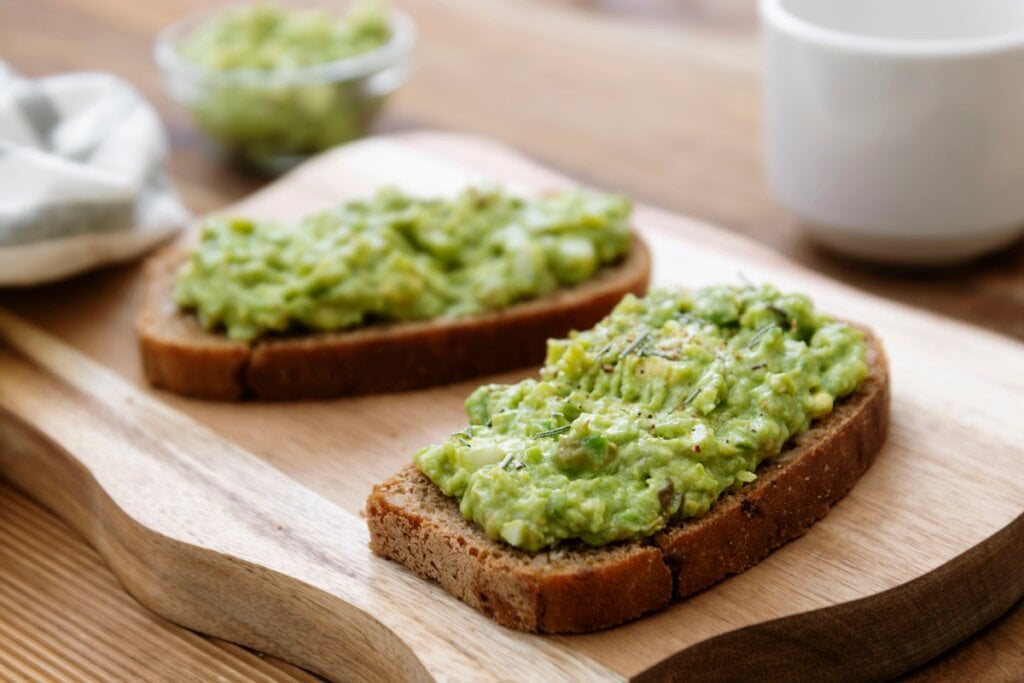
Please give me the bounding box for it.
[179,1,391,69]
[176,0,393,169]
[414,286,869,552]
[175,187,633,341]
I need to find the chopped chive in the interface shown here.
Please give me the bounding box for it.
[535,425,571,439]
[619,330,650,359]
[746,323,777,349]
[676,312,703,325]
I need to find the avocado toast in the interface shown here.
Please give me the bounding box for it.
[366,286,890,632]
[138,187,650,400]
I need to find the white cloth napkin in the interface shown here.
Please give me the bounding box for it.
[0,61,188,286]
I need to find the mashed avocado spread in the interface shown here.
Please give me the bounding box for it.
[414,287,869,552]
[179,1,391,70]
[175,187,633,341]
[176,1,393,167]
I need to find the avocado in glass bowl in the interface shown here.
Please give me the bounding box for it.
[155,0,415,174]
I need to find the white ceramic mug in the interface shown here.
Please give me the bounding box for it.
[761,0,1024,264]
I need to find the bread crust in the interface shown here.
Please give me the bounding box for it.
[366,467,673,632]
[365,333,890,633]
[137,239,651,400]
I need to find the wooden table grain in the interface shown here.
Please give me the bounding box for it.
[0,0,1021,680]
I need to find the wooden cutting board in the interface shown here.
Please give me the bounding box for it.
[0,133,1021,682]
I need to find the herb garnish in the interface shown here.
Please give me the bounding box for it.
[497,453,527,471]
[676,312,703,325]
[534,425,571,439]
[619,330,650,359]
[747,323,778,349]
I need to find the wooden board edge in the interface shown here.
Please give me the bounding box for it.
[633,513,1024,681]
[0,308,623,683]
[0,406,436,682]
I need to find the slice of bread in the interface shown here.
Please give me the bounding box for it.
[366,331,889,633]
[136,238,650,400]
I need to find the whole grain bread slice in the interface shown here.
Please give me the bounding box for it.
[365,331,889,633]
[137,238,650,400]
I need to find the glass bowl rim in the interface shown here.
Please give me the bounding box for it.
[154,2,416,87]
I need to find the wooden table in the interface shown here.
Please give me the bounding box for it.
[1,0,1021,680]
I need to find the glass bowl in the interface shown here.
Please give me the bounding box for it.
[155,1,415,174]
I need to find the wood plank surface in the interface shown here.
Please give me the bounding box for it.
[1,134,1022,681]
[0,481,319,683]
[1,0,1022,680]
